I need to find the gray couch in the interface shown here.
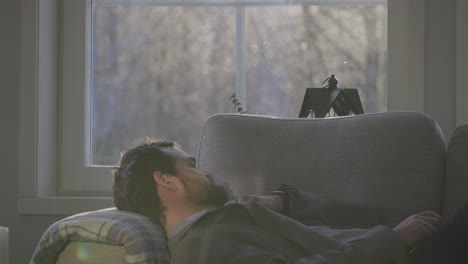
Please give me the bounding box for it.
[31,112,468,263]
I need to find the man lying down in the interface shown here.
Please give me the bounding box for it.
[112,140,466,264]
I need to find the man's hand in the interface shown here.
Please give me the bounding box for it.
[225,195,283,213]
[392,211,442,250]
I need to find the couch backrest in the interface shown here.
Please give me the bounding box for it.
[198,112,446,223]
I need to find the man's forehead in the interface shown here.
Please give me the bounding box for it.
[162,146,193,160]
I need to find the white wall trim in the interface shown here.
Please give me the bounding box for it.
[408,0,425,112]
[387,0,425,111]
[456,0,468,125]
[19,0,58,198]
[19,0,38,197]
[37,0,59,196]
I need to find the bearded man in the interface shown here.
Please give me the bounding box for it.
[112,140,455,264]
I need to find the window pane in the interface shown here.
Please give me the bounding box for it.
[91,5,236,165]
[245,5,387,117]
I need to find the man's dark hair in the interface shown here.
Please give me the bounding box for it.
[112,139,178,223]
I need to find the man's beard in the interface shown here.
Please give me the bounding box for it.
[184,177,233,207]
[200,181,232,207]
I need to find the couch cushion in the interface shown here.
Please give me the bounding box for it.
[198,112,446,224]
[30,207,169,264]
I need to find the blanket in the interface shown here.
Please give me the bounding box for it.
[168,187,408,264]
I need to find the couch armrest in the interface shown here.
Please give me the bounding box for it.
[443,124,468,217]
[30,208,169,264]
[57,242,125,264]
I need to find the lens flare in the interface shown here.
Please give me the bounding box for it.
[76,244,91,261]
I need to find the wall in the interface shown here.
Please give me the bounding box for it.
[425,0,457,140]
[0,0,461,263]
[0,1,65,264]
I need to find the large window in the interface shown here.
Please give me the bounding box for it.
[90,5,236,165]
[87,0,387,167]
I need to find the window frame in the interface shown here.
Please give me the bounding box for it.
[18,0,114,214]
[456,0,468,126]
[19,0,426,215]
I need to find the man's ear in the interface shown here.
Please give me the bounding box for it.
[153,171,177,191]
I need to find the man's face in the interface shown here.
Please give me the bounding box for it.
[162,147,231,207]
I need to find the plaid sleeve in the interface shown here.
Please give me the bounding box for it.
[30,207,169,264]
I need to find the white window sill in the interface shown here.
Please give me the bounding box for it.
[18,197,114,215]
